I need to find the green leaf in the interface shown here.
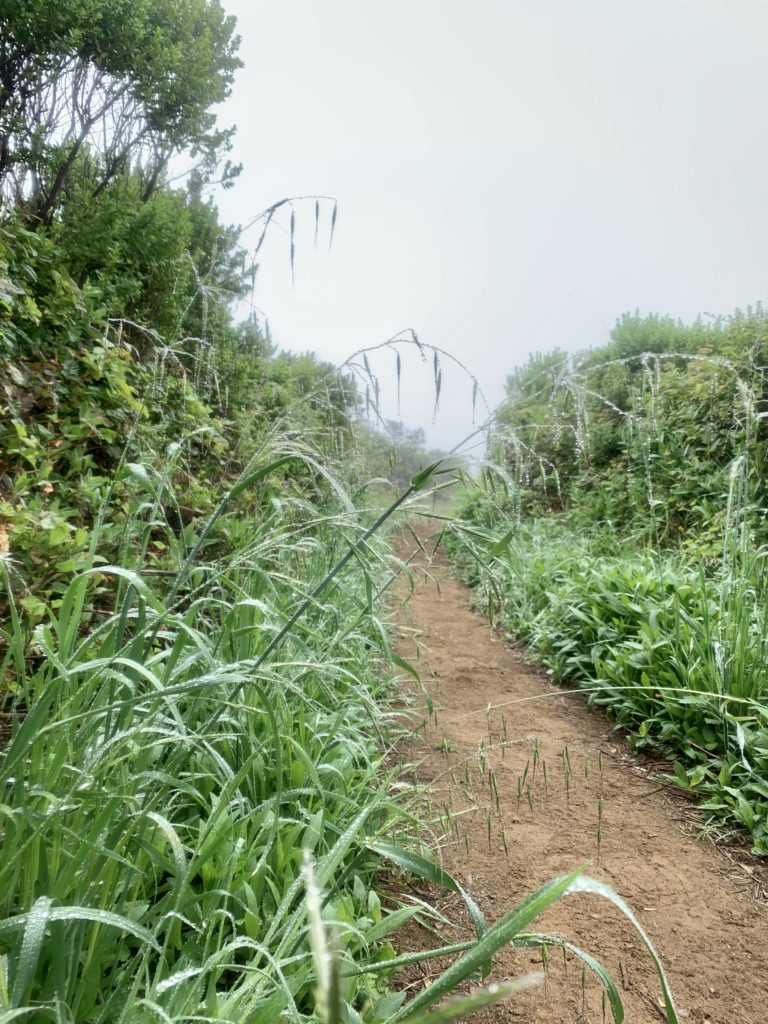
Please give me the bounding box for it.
[0,1010,55,1023]
[672,762,689,789]
[11,897,52,1007]
[410,460,444,491]
[399,974,544,1024]
[689,765,707,787]
[389,652,421,683]
[364,905,421,944]
[369,843,487,941]
[517,934,624,1023]
[0,907,159,952]
[565,876,678,1023]
[488,526,517,558]
[227,457,297,502]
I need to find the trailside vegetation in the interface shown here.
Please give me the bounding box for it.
[450,308,768,854]
[0,3,680,1020]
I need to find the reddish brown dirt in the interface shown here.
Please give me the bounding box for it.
[393,534,768,1024]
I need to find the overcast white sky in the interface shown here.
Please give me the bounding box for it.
[215,0,768,450]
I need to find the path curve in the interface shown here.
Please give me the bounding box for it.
[394,535,768,1024]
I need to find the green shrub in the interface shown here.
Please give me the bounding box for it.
[449,498,768,853]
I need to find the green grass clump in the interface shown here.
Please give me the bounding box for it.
[0,442,420,1020]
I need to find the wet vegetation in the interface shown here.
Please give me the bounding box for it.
[450,308,768,854]
[0,2,687,1021]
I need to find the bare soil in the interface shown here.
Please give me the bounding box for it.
[392,533,768,1024]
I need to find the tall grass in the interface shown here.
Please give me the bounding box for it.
[0,424,419,1017]
[0,423,680,1022]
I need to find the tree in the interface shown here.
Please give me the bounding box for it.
[0,0,241,223]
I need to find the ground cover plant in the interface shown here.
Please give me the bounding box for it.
[449,308,768,854]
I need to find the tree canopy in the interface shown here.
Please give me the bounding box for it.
[0,0,241,222]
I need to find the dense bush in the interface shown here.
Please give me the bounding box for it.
[452,307,768,853]
[493,307,768,547]
[0,216,360,659]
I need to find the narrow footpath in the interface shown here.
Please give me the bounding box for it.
[394,533,768,1024]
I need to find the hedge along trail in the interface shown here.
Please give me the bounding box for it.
[446,308,768,854]
[0,438,429,1019]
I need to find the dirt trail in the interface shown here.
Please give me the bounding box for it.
[394,535,768,1024]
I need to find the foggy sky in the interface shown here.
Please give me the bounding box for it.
[215,0,768,451]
